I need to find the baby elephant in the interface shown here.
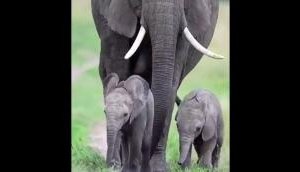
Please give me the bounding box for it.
[176,89,224,169]
[104,73,154,172]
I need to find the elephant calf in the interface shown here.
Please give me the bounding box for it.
[176,89,224,169]
[104,73,154,172]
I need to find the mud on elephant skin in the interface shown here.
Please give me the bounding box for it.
[104,73,154,172]
[175,89,224,169]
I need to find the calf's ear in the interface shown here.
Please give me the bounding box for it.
[103,73,119,96]
[124,75,149,124]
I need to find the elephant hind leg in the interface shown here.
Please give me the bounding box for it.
[141,143,151,172]
[141,127,152,171]
[212,144,221,168]
[198,139,217,168]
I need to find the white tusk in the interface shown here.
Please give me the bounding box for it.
[183,27,225,59]
[124,26,146,60]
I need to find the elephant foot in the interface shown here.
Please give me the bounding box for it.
[108,159,122,170]
[212,161,219,169]
[141,167,151,172]
[141,164,151,172]
[199,162,212,169]
[121,167,139,172]
[179,163,190,170]
[150,153,169,172]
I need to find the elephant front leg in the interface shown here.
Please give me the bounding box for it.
[141,133,152,172]
[193,136,203,164]
[212,144,221,168]
[198,139,217,168]
[122,140,142,172]
[121,134,129,167]
[122,126,144,172]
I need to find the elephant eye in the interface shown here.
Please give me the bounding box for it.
[123,113,128,117]
[196,127,201,132]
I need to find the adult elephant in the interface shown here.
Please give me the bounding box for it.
[91,0,224,171]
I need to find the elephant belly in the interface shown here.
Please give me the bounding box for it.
[133,55,151,80]
[130,37,152,85]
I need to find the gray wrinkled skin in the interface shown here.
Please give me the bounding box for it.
[176,89,224,169]
[104,73,154,172]
[92,0,220,171]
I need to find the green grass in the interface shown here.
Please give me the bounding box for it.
[72,0,229,171]
[72,0,99,67]
[72,142,106,171]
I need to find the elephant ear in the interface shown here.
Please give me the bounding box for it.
[184,0,218,39]
[175,100,183,121]
[124,75,149,124]
[103,73,120,96]
[117,81,125,87]
[202,102,217,141]
[184,90,200,101]
[107,0,138,38]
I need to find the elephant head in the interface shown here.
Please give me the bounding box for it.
[103,73,150,166]
[96,0,225,59]
[176,90,217,166]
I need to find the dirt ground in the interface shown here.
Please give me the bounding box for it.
[88,121,107,158]
[72,58,99,83]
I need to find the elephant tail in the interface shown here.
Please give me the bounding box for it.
[175,95,181,106]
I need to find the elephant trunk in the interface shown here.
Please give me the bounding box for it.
[146,1,180,153]
[106,123,118,167]
[178,137,192,165]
